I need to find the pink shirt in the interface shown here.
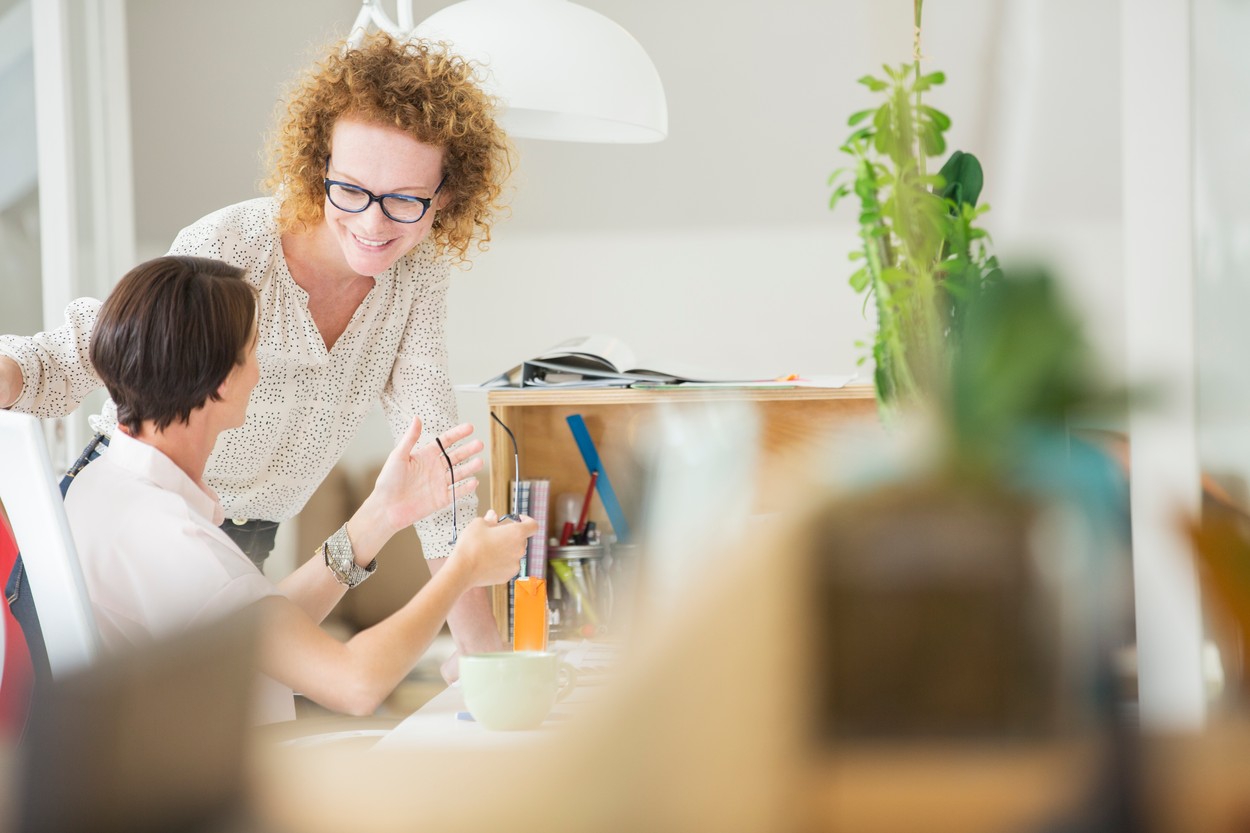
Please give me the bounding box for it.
[64,431,295,724]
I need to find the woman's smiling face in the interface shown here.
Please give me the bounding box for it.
[323,117,447,277]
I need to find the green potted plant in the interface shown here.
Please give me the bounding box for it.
[829,0,1000,419]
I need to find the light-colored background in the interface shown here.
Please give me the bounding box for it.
[121,1,1127,452]
[0,0,1127,480]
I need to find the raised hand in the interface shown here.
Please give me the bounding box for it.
[367,416,484,534]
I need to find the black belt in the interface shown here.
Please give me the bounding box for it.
[226,518,278,531]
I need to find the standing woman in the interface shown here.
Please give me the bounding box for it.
[0,32,514,674]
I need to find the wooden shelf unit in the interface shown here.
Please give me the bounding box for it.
[485,384,878,640]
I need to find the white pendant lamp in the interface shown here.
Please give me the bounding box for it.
[349,0,668,143]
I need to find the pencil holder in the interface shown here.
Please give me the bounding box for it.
[548,543,612,638]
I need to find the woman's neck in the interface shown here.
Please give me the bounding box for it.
[128,416,218,490]
[282,221,358,291]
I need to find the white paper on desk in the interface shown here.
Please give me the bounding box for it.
[654,373,858,390]
[468,335,829,390]
[790,373,858,388]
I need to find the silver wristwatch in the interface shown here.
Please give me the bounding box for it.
[323,524,377,588]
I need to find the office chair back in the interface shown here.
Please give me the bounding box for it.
[0,411,99,678]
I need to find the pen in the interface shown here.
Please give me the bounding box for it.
[575,470,598,540]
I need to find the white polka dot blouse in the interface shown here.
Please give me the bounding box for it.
[0,198,474,559]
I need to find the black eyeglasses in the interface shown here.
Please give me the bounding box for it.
[323,172,447,224]
[491,412,522,522]
[434,437,459,546]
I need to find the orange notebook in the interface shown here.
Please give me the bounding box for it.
[512,577,548,651]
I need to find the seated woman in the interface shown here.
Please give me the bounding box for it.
[65,255,536,723]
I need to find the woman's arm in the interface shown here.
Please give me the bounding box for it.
[0,299,105,417]
[379,258,506,669]
[0,356,22,409]
[258,511,535,716]
[275,415,483,622]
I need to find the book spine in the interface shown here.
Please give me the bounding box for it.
[507,480,534,640]
[518,480,532,577]
[528,479,550,580]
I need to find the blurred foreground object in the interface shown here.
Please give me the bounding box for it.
[1188,497,1250,699]
[249,270,1148,831]
[15,612,259,833]
[806,269,1139,829]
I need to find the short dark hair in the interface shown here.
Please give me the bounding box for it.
[91,256,256,434]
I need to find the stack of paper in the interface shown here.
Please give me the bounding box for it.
[471,335,856,390]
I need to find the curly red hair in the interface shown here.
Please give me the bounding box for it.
[263,32,513,264]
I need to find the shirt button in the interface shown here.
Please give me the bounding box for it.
[231,518,249,526]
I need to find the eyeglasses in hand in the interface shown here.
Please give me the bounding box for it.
[434,437,460,546]
[491,412,522,523]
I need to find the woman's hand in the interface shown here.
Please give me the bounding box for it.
[0,357,23,409]
[367,416,484,535]
[451,509,540,587]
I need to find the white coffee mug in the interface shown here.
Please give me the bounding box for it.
[460,651,576,731]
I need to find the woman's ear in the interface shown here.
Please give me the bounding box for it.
[216,360,243,400]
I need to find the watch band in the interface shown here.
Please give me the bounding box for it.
[322,524,377,588]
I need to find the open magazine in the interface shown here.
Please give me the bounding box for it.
[475,335,856,390]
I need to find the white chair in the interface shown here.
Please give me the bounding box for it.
[0,411,99,677]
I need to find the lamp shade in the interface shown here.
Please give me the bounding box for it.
[414,0,668,143]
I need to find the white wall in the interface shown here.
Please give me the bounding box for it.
[117,0,1126,479]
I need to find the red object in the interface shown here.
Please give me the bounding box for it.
[0,510,33,739]
[558,521,575,547]
[575,471,599,538]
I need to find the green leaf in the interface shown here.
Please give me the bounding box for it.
[844,126,874,145]
[934,150,984,209]
[849,268,871,292]
[879,266,912,288]
[847,108,876,126]
[921,126,947,157]
[920,106,951,131]
[828,184,851,210]
[858,75,888,92]
[883,64,907,81]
